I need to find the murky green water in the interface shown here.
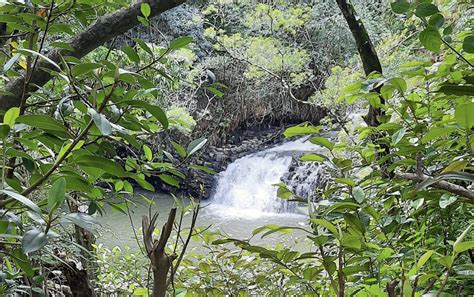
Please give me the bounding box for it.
[98,192,311,252]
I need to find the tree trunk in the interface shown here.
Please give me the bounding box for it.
[65,197,96,297]
[335,0,392,177]
[335,0,383,127]
[142,209,177,297]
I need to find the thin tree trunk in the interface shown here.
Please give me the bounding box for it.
[64,196,96,297]
[335,0,392,177]
[142,208,177,297]
[335,0,383,127]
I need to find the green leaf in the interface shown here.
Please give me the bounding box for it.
[0,124,10,138]
[442,160,469,174]
[169,36,193,49]
[22,229,47,254]
[391,0,410,14]
[415,3,439,17]
[419,26,441,52]
[341,233,362,250]
[309,137,334,150]
[48,178,66,210]
[143,145,153,161]
[57,140,85,160]
[171,141,187,158]
[61,213,99,232]
[310,219,339,237]
[18,48,61,71]
[283,124,320,138]
[391,127,407,145]
[133,38,153,55]
[437,255,453,269]
[134,176,155,192]
[12,249,34,276]
[3,107,20,127]
[3,53,20,73]
[352,187,365,203]
[1,190,41,213]
[439,194,457,209]
[438,84,474,96]
[16,115,68,132]
[159,174,180,188]
[428,13,444,28]
[122,46,140,63]
[454,224,472,249]
[187,138,207,157]
[122,100,168,129]
[390,77,407,93]
[463,36,474,53]
[454,241,474,253]
[455,103,474,129]
[74,155,126,177]
[71,63,102,77]
[416,250,434,270]
[335,178,356,187]
[50,42,74,52]
[88,108,112,136]
[140,3,151,18]
[421,127,455,143]
[189,165,216,174]
[300,154,326,162]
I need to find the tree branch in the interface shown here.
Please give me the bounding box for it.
[0,0,185,113]
[396,172,474,202]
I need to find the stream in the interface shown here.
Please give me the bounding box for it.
[99,137,326,251]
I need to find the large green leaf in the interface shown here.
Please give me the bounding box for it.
[438,84,474,96]
[3,107,20,127]
[74,155,126,177]
[89,108,112,135]
[122,100,168,129]
[158,174,180,188]
[17,115,68,133]
[419,26,441,52]
[171,141,187,158]
[391,0,410,14]
[300,154,326,162]
[48,177,66,210]
[22,228,48,254]
[283,124,320,138]
[122,46,140,63]
[169,36,193,49]
[455,102,474,129]
[0,124,10,138]
[1,190,41,213]
[415,3,439,17]
[71,63,102,77]
[309,137,334,150]
[310,219,339,237]
[463,36,474,53]
[61,213,99,232]
[187,138,207,157]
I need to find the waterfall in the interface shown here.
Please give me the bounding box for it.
[209,137,325,217]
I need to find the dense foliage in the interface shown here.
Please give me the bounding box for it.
[0,0,473,296]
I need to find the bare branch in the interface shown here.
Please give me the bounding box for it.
[396,172,474,202]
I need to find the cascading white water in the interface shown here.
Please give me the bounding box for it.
[209,138,323,218]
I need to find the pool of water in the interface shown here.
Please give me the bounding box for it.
[98,192,311,252]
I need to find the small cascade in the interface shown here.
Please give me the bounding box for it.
[209,137,327,217]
